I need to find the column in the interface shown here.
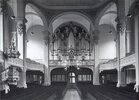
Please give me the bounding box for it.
[116,29,121,87]
[43,36,51,86]
[126,18,135,54]
[93,44,100,85]
[134,12,139,92]
[16,0,27,88]
[116,17,126,87]
[17,18,27,88]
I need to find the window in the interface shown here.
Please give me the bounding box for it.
[69,72,76,83]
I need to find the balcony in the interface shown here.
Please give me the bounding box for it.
[120,54,136,68]
[100,54,136,72]
[49,60,95,67]
[99,58,117,72]
[7,58,44,72]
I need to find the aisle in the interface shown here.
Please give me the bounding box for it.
[63,89,81,100]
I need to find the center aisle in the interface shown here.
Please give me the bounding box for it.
[63,89,81,100]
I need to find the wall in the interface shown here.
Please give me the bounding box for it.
[0,14,3,51]
[98,25,116,59]
[27,25,45,63]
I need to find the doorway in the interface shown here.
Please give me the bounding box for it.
[69,72,76,84]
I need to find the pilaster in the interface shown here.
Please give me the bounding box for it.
[93,44,100,85]
[134,12,139,92]
[16,0,27,88]
[43,36,51,86]
[16,18,27,88]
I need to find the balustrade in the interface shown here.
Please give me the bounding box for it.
[100,54,136,72]
[7,58,44,72]
[120,54,135,67]
[49,60,94,67]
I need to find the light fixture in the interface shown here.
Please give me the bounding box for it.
[126,0,132,18]
[109,30,112,34]
[127,13,132,18]
[10,15,16,20]
[31,32,34,34]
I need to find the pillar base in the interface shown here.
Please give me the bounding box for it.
[93,82,100,85]
[43,82,51,86]
[134,84,139,92]
[117,83,126,87]
[116,82,121,87]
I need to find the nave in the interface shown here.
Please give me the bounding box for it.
[1,83,138,100]
[63,89,81,100]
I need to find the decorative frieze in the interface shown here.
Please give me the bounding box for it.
[49,60,94,67]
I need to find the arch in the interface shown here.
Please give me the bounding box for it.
[95,2,117,29]
[128,1,139,17]
[51,68,67,84]
[49,11,94,33]
[51,68,67,75]
[54,21,89,34]
[26,3,48,28]
[26,70,44,85]
[121,65,135,72]
[76,67,93,75]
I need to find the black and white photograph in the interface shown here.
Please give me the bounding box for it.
[0,0,139,100]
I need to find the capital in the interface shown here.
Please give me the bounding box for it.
[115,17,126,35]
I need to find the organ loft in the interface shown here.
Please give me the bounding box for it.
[0,0,139,100]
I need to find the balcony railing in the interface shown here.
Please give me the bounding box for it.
[26,59,44,72]
[7,58,44,72]
[49,60,94,67]
[99,58,118,72]
[100,53,136,72]
[120,54,135,67]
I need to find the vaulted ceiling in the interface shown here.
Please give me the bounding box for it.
[31,0,111,9]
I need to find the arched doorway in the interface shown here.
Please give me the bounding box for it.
[26,70,44,85]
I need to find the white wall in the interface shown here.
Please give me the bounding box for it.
[27,25,45,63]
[98,25,116,59]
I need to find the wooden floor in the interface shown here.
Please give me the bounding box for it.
[63,89,81,100]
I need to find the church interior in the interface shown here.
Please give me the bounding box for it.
[0,0,139,100]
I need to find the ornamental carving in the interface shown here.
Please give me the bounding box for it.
[116,18,126,35]
[54,21,90,42]
[16,23,24,35]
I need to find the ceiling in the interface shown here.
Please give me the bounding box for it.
[31,0,110,9]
